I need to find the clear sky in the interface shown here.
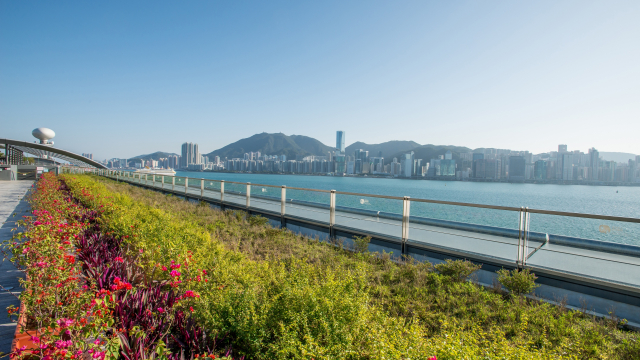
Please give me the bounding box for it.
[1,1,639,160]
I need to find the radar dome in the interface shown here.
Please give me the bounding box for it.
[32,128,55,144]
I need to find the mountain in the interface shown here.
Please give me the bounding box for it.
[205,133,334,160]
[130,151,178,161]
[599,152,638,163]
[345,140,421,158]
[389,144,472,163]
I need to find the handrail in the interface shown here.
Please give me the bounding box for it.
[102,169,640,224]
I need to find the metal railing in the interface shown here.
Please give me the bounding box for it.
[65,168,640,293]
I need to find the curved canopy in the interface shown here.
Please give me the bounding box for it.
[1,138,107,169]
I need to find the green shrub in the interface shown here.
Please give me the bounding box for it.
[60,174,640,359]
[352,235,371,254]
[498,268,540,296]
[434,259,481,282]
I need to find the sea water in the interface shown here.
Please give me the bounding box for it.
[175,171,640,246]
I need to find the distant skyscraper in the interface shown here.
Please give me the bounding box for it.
[336,131,345,154]
[445,151,452,160]
[589,148,600,181]
[508,156,526,181]
[181,142,200,168]
[472,153,484,178]
[558,144,568,153]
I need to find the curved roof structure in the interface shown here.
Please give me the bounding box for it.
[1,138,107,169]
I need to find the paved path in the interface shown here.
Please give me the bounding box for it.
[0,181,32,355]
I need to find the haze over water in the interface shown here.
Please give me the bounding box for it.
[176,171,640,246]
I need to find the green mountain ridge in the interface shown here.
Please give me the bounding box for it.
[204,133,335,160]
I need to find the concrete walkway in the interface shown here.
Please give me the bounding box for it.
[0,181,32,355]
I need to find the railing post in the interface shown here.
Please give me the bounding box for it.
[517,207,524,268]
[330,190,336,238]
[246,182,251,209]
[402,196,411,256]
[145,174,148,185]
[185,177,188,195]
[172,176,175,191]
[220,181,225,204]
[161,175,164,189]
[281,186,286,228]
[200,179,204,198]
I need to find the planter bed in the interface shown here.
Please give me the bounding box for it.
[7,172,640,359]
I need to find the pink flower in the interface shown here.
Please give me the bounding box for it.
[170,270,181,277]
[56,318,74,327]
[162,266,167,271]
[183,290,199,298]
[55,340,73,349]
[30,336,40,342]
[114,257,124,263]
[157,307,164,313]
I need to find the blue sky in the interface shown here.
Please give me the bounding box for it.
[1,1,638,160]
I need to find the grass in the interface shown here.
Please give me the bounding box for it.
[68,174,640,359]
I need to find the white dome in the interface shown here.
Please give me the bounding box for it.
[32,128,55,141]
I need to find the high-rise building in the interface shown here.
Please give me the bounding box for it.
[472,153,484,178]
[82,153,93,160]
[562,153,574,180]
[401,152,414,177]
[181,142,200,168]
[335,154,346,173]
[336,131,345,154]
[509,156,526,181]
[534,160,547,180]
[445,150,452,160]
[589,148,600,181]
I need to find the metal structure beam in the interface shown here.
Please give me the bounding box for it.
[0,138,106,169]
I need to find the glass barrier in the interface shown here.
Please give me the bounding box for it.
[407,201,522,263]
[285,188,331,222]
[525,213,640,287]
[248,184,281,214]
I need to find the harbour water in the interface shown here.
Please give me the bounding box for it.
[175,171,640,246]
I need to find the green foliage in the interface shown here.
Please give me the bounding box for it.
[352,235,371,254]
[248,215,269,226]
[434,259,481,282]
[61,174,640,359]
[498,268,540,296]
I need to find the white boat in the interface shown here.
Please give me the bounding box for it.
[134,168,176,176]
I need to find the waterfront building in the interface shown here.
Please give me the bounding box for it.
[440,159,456,177]
[181,142,200,168]
[534,160,547,180]
[336,131,345,154]
[589,148,600,181]
[508,156,526,181]
[445,150,452,160]
[401,152,415,177]
[562,153,574,180]
[472,153,484,178]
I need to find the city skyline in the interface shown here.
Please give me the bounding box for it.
[2,1,639,159]
[109,131,640,185]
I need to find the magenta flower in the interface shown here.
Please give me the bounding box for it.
[170,270,181,277]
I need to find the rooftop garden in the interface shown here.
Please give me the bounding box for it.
[6,173,640,359]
